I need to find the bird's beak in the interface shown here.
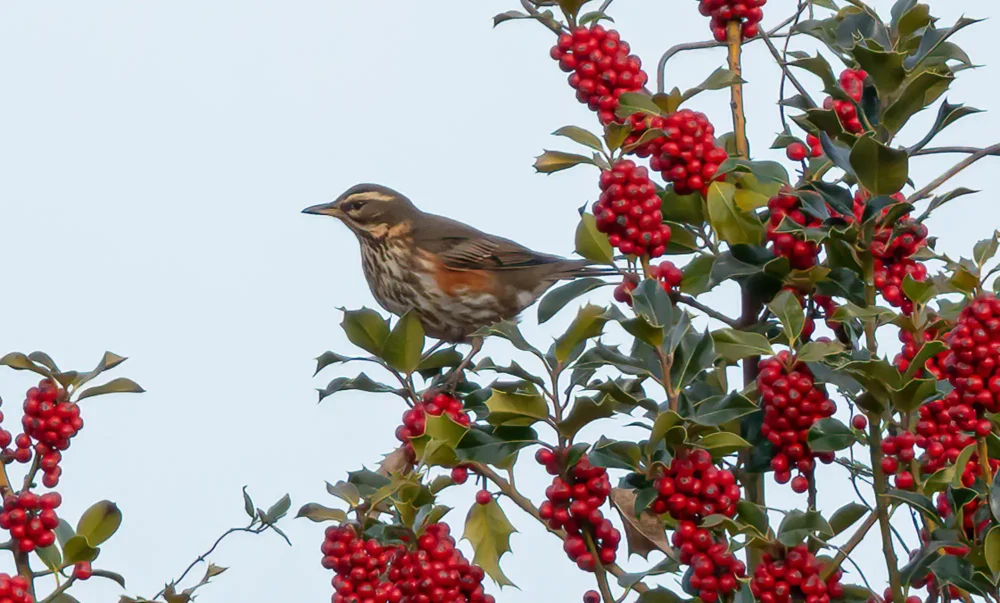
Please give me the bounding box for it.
[302,201,343,217]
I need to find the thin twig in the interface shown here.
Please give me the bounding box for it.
[820,512,878,580]
[599,0,614,12]
[758,27,816,109]
[153,524,261,600]
[38,577,76,603]
[908,143,1000,204]
[777,2,808,132]
[674,294,741,328]
[655,14,799,93]
[521,0,563,34]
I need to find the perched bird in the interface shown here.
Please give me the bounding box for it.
[303,183,612,344]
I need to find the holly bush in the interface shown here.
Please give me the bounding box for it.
[306,2,1000,603]
[0,352,290,603]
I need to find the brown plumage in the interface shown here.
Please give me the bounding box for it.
[304,183,611,343]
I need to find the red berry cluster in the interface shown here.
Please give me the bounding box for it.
[0,575,33,603]
[628,110,729,196]
[594,160,671,257]
[821,69,867,134]
[650,448,740,521]
[872,223,928,315]
[943,294,1000,415]
[550,25,648,125]
[396,392,471,463]
[13,380,82,488]
[766,193,821,270]
[651,261,684,292]
[913,396,978,474]
[0,491,62,553]
[673,521,747,603]
[613,274,640,306]
[323,523,496,603]
[935,491,994,541]
[757,352,837,492]
[696,0,767,41]
[785,134,824,162]
[877,431,919,490]
[893,329,949,380]
[750,546,845,603]
[536,452,619,572]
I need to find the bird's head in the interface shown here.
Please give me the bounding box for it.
[303,183,418,238]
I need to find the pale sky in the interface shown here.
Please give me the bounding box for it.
[1,1,999,602]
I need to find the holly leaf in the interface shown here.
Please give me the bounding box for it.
[552,126,604,152]
[808,418,856,452]
[768,289,805,343]
[534,150,597,174]
[382,311,425,374]
[690,393,758,426]
[463,499,516,587]
[706,182,764,246]
[537,278,607,324]
[777,510,834,546]
[711,329,773,362]
[340,308,389,356]
[828,503,869,537]
[76,501,122,547]
[849,135,909,196]
[296,503,348,523]
[484,388,548,428]
[77,377,145,401]
[575,214,614,264]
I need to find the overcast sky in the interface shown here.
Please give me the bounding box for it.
[1,1,999,601]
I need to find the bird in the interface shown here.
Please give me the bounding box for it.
[303,183,614,345]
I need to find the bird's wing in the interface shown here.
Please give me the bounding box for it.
[413,214,564,271]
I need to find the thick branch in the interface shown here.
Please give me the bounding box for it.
[727,23,749,157]
[908,143,1000,203]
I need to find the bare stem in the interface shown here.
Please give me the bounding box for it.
[727,22,749,158]
[674,294,741,328]
[868,418,904,603]
[908,143,1000,204]
[819,512,878,580]
[38,577,76,603]
[758,27,816,109]
[153,524,261,600]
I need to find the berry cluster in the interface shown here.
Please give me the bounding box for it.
[594,160,671,257]
[766,193,822,270]
[0,575,32,603]
[893,329,949,380]
[613,274,640,306]
[2,380,81,488]
[536,452,619,572]
[396,392,471,463]
[877,431,919,490]
[323,523,496,603]
[757,352,837,492]
[0,491,62,553]
[821,69,867,134]
[872,221,928,315]
[785,134,824,162]
[750,546,845,603]
[628,110,730,196]
[550,25,649,125]
[913,396,978,474]
[651,261,684,293]
[673,521,747,603]
[936,491,994,541]
[695,0,766,41]
[943,294,1000,414]
[650,448,740,521]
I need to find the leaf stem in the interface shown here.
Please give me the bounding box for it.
[38,577,75,603]
[152,523,261,600]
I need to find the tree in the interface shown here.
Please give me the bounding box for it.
[305,1,1000,602]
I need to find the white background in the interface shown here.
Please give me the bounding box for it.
[1,1,999,601]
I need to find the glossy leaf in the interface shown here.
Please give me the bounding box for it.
[555,304,611,363]
[78,377,145,401]
[552,126,604,152]
[533,150,597,174]
[463,499,516,587]
[455,426,537,466]
[985,527,1000,574]
[777,510,834,546]
[631,279,673,328]
[62,535,99,565]
[768,289,806,343]
[0,352,51,377]
[382,311,425,373]
[711,329,773,362]
[796,341,844,363]
[341,308,389,356]
[537,278,607,324]
[318,373,398,402]
[690,393,757,426]
[882,69,954,134]
[575,213,615,264]
[484,388,548,427]
[696,432,751,456]
[77,500,122,547]
[808,418,855,452]
[829,503,869,537]
[706,182,764,246]
[35,545,61,573]
[849,135,908,195]
[296,503,348,523]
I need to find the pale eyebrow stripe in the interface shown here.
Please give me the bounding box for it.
[347,191,394,204]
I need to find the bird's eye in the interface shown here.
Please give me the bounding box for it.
[343,200,365,213]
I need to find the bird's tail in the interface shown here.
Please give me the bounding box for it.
[552,259,623,280]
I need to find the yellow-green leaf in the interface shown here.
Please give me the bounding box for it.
[575,214,614,264]
[555,304,611,363]
[484,388,549,427]
[706,182,764,246]
[296,503,348,523]
[463,499,517,587]
[76,500,122,546]
[341,308,390,356]
[77,377,145,401]
[382,311,425,374]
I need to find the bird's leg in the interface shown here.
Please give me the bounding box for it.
[443,337,483,391]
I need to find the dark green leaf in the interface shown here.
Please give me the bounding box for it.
[340,308,389,356]
[768,289,806,343]
[850,134,909,195]
[265,493,291,523]
[484,388,548,427]
[777,510,834,546]
[318,373,399,402]
[555,304,611,363]
[829,503,869,537]
[711,329,773,362]
[886,489,937,518]
[691,393,758,426]
[537,278,607,324]
[631,279,673,328]
[820,133,855,177]
[314,351,351,375]
[882,69,954,134]
[382,311,425,373]
[853,45,907,97]
[659,189,704,225]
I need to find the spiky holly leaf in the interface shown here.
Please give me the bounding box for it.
[463,499,516,587]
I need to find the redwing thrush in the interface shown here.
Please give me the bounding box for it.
[303,183,613,343]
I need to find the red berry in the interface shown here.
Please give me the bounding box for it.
[852,415,868,430]
[583,590,601,603]
[450,466,469,485]
[475,490,492,505]
[786,142,808,161]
